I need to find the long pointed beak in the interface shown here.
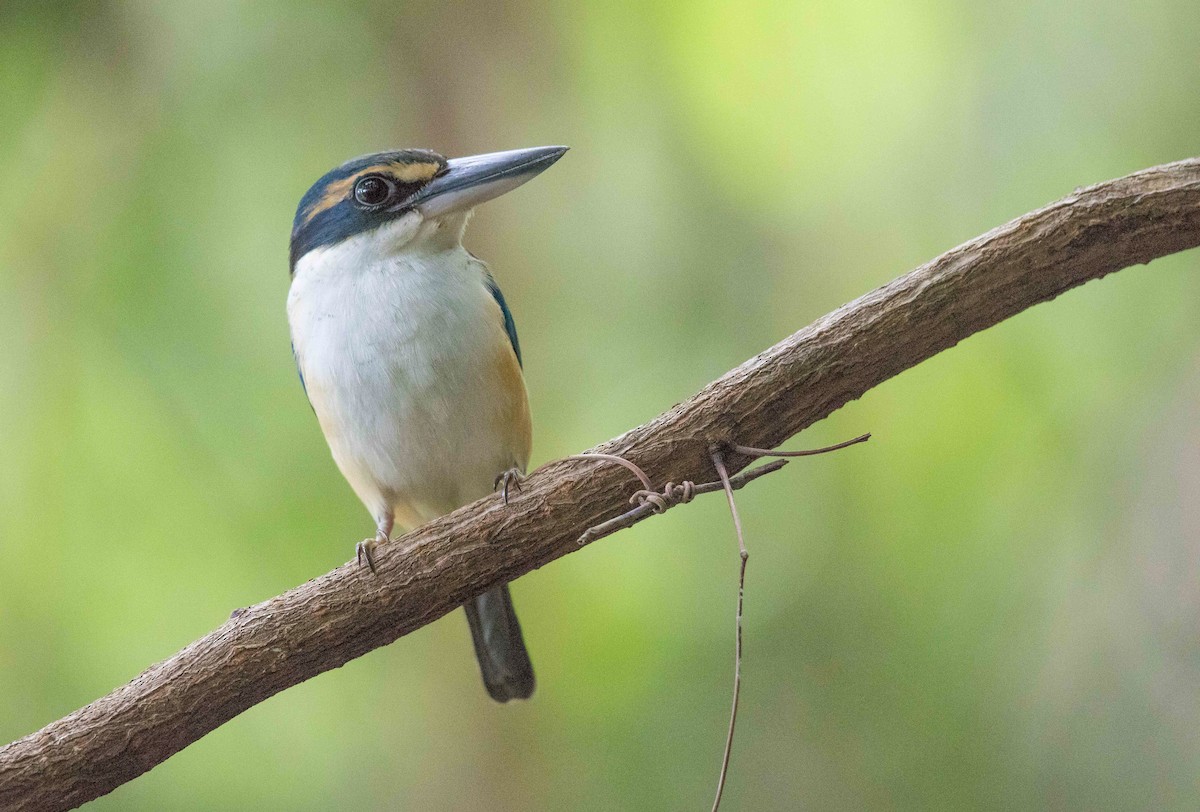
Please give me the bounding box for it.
[408,145,568,218]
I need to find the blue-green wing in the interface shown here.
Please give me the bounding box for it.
[485,274,522,367]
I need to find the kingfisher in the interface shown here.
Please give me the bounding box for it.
[287,145,567,702]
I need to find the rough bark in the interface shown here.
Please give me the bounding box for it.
[3,158,1199,811]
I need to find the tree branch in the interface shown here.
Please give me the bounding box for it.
[3,159,1200,811]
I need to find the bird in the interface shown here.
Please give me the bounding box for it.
[286,145,567,702]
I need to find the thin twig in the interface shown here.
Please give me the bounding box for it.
[709,448,747,812]
[576,459,789,545]
[732,431,871,458]
[549,453,655,490]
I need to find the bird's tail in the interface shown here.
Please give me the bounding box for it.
[463,583,535,702]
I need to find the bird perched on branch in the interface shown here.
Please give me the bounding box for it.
[287,145,567,702]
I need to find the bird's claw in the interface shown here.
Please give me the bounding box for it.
[356,540,377,573]
[494,468,525,505]
[356,531,387,575]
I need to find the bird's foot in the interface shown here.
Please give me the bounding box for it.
[493,467,526,505]
[356,529,388,575]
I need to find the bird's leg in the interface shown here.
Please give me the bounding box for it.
[494,467,526,505]
[356,514,393,574]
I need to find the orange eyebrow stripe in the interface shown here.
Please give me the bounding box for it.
[302,161,443,226]
[390,160,442,183]
[302,177,354,225]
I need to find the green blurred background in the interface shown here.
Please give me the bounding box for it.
[2,1,1200,809]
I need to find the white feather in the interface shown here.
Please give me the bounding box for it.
[287,213,529,531]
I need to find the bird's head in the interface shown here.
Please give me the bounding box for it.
[289,145,567,275]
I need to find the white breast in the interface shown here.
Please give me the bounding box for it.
[287,230,530,530]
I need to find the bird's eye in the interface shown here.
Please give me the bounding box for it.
[353,175,394,207]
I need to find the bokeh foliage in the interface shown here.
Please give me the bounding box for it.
[2,1,1199,809]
